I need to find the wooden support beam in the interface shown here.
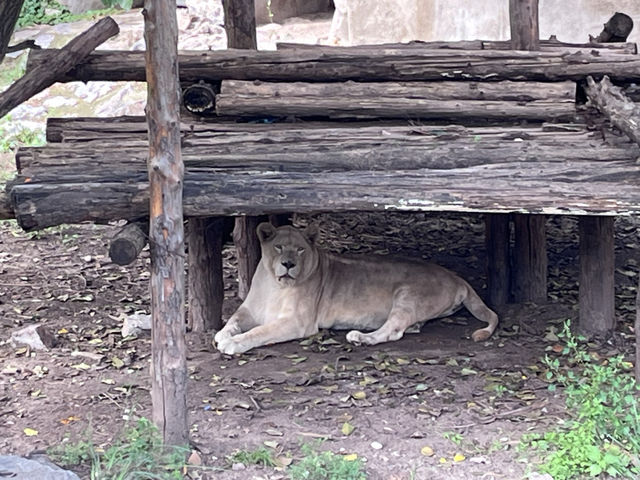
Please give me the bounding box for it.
[222,0,261,301]
[512,214,547,303]
[636,273,640,382]
[143,0,188,447]
[578,216,615,335]
[0,17,119,119]
[109,221,147,265]
[485,214,511,306]
[509,0,539,50]
[187,218,223,332]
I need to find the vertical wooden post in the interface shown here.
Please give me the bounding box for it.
[509,0,540,50]
[187,218,223,331]
[143,0,188,446]
[485,214,510,306]
[513,215,547,302]
[635,272,640,383]
[579,216,615,335]
[0,0,25,64]
[222,0,261,299]
[509,0,547,303]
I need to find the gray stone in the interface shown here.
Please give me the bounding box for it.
[58,0,105,14]
[255,0,333,25]
[0,455,80,480]
[10,324,56,350]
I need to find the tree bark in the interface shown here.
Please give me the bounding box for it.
[215,79,576,121]
[109,221,147,265]
[143,0,188,447]
[485,214,511,306]
[187,217,223,332]
[27,48,640,83]
[0,190,13,220]
[222,0,261,301]
[509,0,539,50]
[512,214,547,303]
[585,75,640,145]
[635,272,640,383]
[0,0,25,65]
[578,216,615,335]
[0,17,119,119]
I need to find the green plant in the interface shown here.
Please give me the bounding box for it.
[521,319,640,479]
[442,431,464,447]
[0,120,45,153]
[0,55,27,87]
[18,0,74,27]
[289,443,366,480]
[101,0,134,9]
[228,446,277,467]
[48,417,189,479]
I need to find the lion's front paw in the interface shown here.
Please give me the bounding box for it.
[346,330,365,345]
[216,336,248,355]
[214,329,231,345]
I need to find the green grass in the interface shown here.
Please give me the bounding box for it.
[0,55,27,87]
[520,320,640,479]
[17,0,120,28]
[48,417,190,480]
[289,443,366,480]
[0,119,45,153]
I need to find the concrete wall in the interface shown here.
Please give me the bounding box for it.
[255,0,333,25]
[330,0,640,46]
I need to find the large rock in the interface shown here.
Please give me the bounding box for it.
[57,0,105,14]
[0,456,80,480]
[255,0,333,25]
[330,0,640,45]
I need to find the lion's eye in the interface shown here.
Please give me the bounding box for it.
[297,247,305,255]
[274,245,283,253]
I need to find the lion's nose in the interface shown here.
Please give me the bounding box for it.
[282,260,295,270]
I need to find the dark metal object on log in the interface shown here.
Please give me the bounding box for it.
[26,48,640,83]
[215,80,576,121]
[143,0,188,447]
[109,221,147,265]
[590,12,634,43]
[0,17,119,119]
[509,0,539,50]
[578,216,615,335]
[187,217,224,332]
[0,0,26,65]
[222,0,262,301]
[182,81,218,115]
[512,215,547,303]
[585,75,640,145]
[485,214,511,306]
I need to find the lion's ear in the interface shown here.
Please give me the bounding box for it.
[303,224,319,245]
[256,222,277,243]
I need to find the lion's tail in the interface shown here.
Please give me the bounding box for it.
[462,283,499,342]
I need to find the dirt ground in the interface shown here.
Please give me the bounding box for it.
[0,212,638,479]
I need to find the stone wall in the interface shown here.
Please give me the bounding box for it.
[255,0,333,25]
[330,0,640,46]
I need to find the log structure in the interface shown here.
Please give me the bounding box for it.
[590,12,634,43]
[0,17,119,119]
[109,221,147,265]
[143,0,188,447]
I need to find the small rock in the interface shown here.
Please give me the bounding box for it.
[10,325,56,351]
[370,441,383,450]
[529,473,554,480]
[231,462,246,471]
[121,313,151,337]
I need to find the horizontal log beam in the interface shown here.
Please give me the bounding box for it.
[215,80,576,121]
[26,48,640,84]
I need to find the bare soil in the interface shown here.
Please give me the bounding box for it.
[0,212,638,479]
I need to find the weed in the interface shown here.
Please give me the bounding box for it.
[18,0,120,28]
[48,417,189,479]
[0,55,27,87]
[0,120,45,153]
[442,431,464,447]
[228,446,277,467]
[288,443,366,480]
[521,319,640,479]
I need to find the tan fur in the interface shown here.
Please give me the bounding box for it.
[214,223,499,355]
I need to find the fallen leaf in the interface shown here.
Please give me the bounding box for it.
[460,368,478,376]
[421,446,434,457]
[263,440,279,449]
[101,378,116,385]
[111,356,125,369]
[453,453,466,462]
[23,428,38,437]
[343,453,358,461]
[341,422,355,436]
[187,451,202,466]
[276,456,293,467]
[71,362,91,371]
[351,391,367,400]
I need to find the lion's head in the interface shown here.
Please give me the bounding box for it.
[256,223,320,287]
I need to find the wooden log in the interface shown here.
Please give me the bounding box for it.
[143,0,188,447]
[0,0,25,65]
[215,80,576,121]
[509,0,539,50]
[0,17,119,119]
[485,214,511,306]
[578,216,615,335]
[26,47,640,83]
[187,217,223,332]
[636,273,640,383]
[512,214,547,303]
[222,0,263,302]
[590,12,634,43]
[109,221,147,265]
[585,75,640,145]
[0,190,13,220]
[484,37,637,54]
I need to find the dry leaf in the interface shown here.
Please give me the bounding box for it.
[343,453,358,461]
[341,422,355,436]
[453,453,466,462]
[351,391,367,400]
[23,428,38,436]
[421,446,434,456]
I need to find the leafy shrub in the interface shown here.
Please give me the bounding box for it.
[289,443,366,480]
[17,0,74,27]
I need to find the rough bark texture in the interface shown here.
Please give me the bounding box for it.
[485,214,511,306]
[636,273,640,382]
[509,0,539,50]
[109,221,147,265]
[187,217,223,332]
[512,215,548,303]
[222,0,261,300]
[0,0,25,65]
[585,75,640,145]
[578,216,615,335]
[27,48,640,83]
[215,79,576,121]
[143,0,188,447]
[0,190,12,220]
[0,17,119,119]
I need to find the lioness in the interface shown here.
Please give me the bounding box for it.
[214,223,499,355]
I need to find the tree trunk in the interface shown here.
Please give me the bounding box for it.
[635,272,640,383]
[233,216,262,299]
[0,0,25,65]
[143,0,188,447]
[509,0,539,50]
[512,214,547,303]
[0,17,119,119]
[0,190,12,220]
[221,0,257,49]
[485,214,511,306]
[578,216,615,335]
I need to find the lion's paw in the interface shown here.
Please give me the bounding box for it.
[216,336,247,355]
[346,330,365,345]
[214,329,231,345]
[471,328,491,342]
